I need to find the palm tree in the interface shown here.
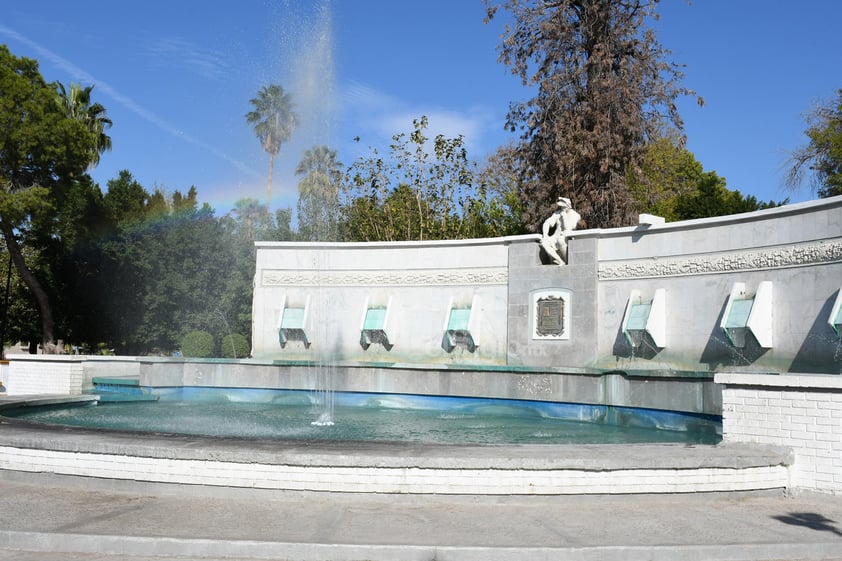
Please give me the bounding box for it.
[295,145,342,179]
[57,83,112,169]
[246,85,297,210]
[295,145,342,241]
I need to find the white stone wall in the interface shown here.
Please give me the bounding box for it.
[0,361,8,392]
[589,196,842,374]
[5,355,84,395]
[251,236,528,364]
[252,197,842,373]
[717,373,842,494]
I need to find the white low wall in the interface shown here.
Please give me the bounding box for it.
[0,444,788,495]
[5,355,84,396]
[717,372,842,494]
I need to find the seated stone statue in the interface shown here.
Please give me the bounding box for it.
[540,197,580,265]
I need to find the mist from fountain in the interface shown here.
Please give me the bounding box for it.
[273,0,339,426]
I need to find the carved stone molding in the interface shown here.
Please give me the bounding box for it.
[599,240,842,280]
[262,267,508,287]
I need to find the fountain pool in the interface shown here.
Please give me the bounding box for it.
[5,387,721,445]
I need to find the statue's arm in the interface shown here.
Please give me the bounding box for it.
[541,214,555,237]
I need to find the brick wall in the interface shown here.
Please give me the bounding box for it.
[6,357,84,395]
[717,373,842,494]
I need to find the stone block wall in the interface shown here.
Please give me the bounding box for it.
[507,236,598,368]
[717,373,842,494]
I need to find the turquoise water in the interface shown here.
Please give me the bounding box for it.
[8,388,721,445]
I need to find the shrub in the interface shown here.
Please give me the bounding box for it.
[221,333,250,358]
[181,330,215,358]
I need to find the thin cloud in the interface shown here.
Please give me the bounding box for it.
[145,37,231,80]
[339,80,505,158]
[0,24,261,181]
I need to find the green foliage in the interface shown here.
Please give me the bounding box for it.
[673,172,783,220]
[340,117,524,241]
[788,89,842,198]
[1,47,303,355]
[630,136,786,221]
[0,243,41,345]
[221,333,250,358]
[181,330,215,358]
[56,83,112,169]
[295,145,342,241]
[0,44,103,346]
[476,144,529,235]
[628,135,703,221]
[99,179,234,354]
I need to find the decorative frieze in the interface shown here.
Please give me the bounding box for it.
[599,240,842,280]
[262,267,508,287]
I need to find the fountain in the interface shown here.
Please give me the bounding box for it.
[271,0,339,426]
[2,1,842,496]
[3,195,842,495]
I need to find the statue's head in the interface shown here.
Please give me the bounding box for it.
[556,197,572,209]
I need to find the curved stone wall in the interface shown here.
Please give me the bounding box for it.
[253,196,842,376]
[588,196,842,374]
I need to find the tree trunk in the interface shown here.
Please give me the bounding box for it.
[0,221,57,350]
[266,152,275,210]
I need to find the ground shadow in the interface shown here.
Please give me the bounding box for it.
[773,512,842,537]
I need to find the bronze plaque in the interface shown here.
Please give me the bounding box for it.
[536,296,564,337]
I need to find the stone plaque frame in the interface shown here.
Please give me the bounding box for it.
[531,289,571,340]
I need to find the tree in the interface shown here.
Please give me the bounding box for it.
[787,89,842,198]
[50,175,111,349]
[103,170,149,228]
[57,83,112,169]
[0,45,97,350]
[217,197,293,346]
[295,145,342,241]
[0,240,41,350]
[628,134,704,221]
[628,136,785,221]
[486,0,699,229]
[227,198,276,247]
[341,117,513,241]
[673,171,782,221]
[246,85,297,210]
[100,180,233,354]
[476,144,530,235]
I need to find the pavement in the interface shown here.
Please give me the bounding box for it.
[0,470,841,561]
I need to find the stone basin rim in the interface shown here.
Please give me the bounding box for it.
[0,395,789,472]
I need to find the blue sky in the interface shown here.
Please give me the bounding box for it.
[2,1,841,217]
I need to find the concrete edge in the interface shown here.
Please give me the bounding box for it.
[3,530,842,561]
[0,417,791,471]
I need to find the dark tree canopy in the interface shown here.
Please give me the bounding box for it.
[487,0,699,229]
[0,44,100,348]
